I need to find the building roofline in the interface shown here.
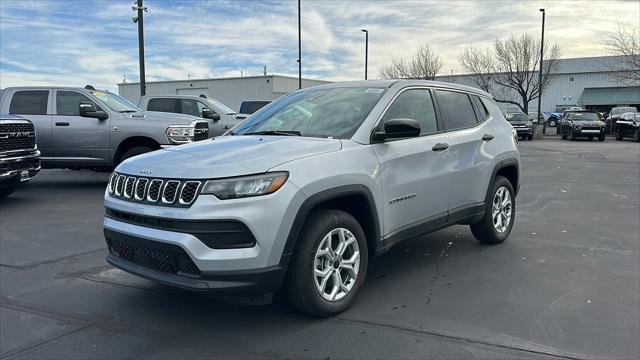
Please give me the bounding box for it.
[118,74,332,86]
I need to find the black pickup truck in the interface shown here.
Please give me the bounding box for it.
[0,114,41,198]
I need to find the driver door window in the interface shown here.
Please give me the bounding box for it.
[381,89,438,135]
[56,91,101,116]
[180,99,201,117]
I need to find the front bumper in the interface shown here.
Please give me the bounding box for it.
[574,127,605,136]
[513,127,533,136]
[103,179,305,294]
[0,150,41,188]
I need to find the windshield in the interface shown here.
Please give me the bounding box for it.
[206,98,235,115]
[91,91,141,112]
[506,113,529,122]
[572,112,600,121]
[232,86,387,138]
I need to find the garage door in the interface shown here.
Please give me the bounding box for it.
[177,88,209,96]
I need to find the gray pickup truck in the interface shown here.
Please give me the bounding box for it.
[0,114,41,198]
[138,94,242,137]
[0,86,210,169]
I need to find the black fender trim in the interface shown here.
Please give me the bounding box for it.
[486,158,520,202]
[279,184,381,267]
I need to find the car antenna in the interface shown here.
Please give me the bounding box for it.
[84,85,96,90]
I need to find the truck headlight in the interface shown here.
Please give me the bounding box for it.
[166,126,195,144]
[201,172,288,199]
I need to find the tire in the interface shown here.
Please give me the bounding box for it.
[0,186,17,198]
[118,146,154,164]
[561,133,568,140]
[528,134,533,141]
[616,130,623,141]
[470,176,515,244]
[588,136,593,141]
[598,134,606,142]
[570,130,576,141]
[284,209,368,317]
[633,129,640,142]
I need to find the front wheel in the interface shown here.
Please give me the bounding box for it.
[598,134,606,142]
[633,129,639,142]
[284,209,368,317]
[0,186,17,198]
[470,176,515,244]
[570,130,577,141]
[118,146,154,165]
[616,130,624,141]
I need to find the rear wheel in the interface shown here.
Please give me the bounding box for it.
[0,186,17,198]
[285,209,368,317]
[118,146,154,165]
[470,176,515,244]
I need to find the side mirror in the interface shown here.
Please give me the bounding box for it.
[373,118,421,141]
[79,101,108,120]
[202,108,221,121]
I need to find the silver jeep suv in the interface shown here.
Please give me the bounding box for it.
[103,80,520,316]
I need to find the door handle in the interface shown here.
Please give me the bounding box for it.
[432,143,449,152]
[482,134,494,141]
[55,122,70,126]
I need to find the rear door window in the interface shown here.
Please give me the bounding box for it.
[435,90,477,130]
[147,98,178,113]
[9,90,49,115]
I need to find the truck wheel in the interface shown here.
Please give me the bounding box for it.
[615,130,623,141]
[633,129,639,142]
[588,136,593,141]
[598,134,606,142]
[470,176,515,244]
[528,134,533,141]
[570,130,576,141]
[0,186,17,198]
[561,130,568,140]
[284,209,368,317]
[118,146,154,165]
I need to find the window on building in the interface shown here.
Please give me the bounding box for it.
[382,89,438,135]
[569,77,574,82]
[435,90,477,130]
[148,98,178,113]
[56,91,98,116]
[9,90,49,115]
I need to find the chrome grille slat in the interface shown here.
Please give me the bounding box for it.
[108,173,118,194]
[147,179,163,202]
[115,175,126,196]
[162,181,180,204]
[134,178,149,200]
[179,181,201,205]
[124,177,136,199]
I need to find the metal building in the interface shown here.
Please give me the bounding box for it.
[435,55,639,114]
[118,75,331,112]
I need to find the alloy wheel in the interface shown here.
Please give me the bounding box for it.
[492,186,512,233]
[313,228,360,302]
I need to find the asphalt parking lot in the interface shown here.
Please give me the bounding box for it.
[1,137,638,360]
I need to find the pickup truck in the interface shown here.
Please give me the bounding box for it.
[0,86,209,169]
[138,95,242,137]
[0,114,41,198]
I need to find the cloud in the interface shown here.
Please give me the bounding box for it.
[1,0,638,92]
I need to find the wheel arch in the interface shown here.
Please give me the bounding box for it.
[114,136,161,165]
[487,159,520,202]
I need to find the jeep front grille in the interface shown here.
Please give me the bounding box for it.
[108,173,202,207]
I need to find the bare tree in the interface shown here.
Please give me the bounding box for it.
[601,24,640,83]
[458,33,561,113]
[380,45,442,80]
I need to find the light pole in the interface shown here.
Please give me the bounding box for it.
[132,0,147,96]
[297,0,302,89]
[537,8,545,130]
[362,29,368,80]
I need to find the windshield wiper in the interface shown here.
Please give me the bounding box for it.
[244,130,301,136]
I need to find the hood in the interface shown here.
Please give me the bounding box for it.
[128,111,202,124]
[116,135,342,179]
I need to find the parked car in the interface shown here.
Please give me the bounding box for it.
[138,94,241,137]
[239,100,271,115]
[103,80,520,316]
[559,110,606,141]
[606,106,638,134]
[615,112,640,142]
[506,112,534,140]
[544,113,560,127]
[0,86,209,170]
[0,114,41,198]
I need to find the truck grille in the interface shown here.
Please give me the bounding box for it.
[108,172,202,207]
[0,122,37,151]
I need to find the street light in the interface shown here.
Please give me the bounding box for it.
[132,0,148,96]
[362,29,368,80]
[537,8,545,131]
[297,0,302,89]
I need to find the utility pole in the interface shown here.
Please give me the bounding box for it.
[362,29,368,80]
[297,0,302,89]
[537,8,546,129]
[132,0,147,96]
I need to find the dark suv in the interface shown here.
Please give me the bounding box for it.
[559,111,606,141]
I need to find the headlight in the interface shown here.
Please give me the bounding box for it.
[166,126,195,144]
[201,172,288,199]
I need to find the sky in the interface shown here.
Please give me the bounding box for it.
[1,0,639,92]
